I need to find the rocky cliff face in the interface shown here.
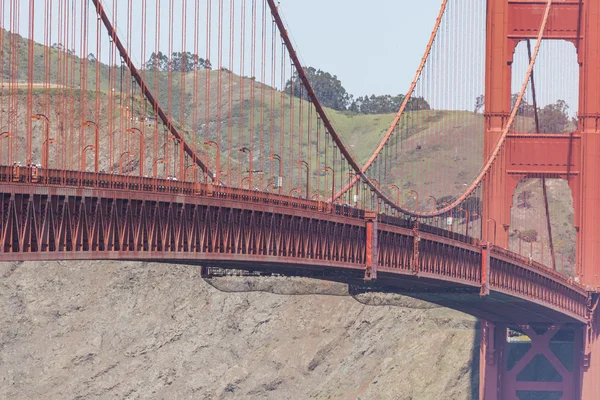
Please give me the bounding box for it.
[1,261,479,399]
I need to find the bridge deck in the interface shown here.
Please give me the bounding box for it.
[0,166,590,325]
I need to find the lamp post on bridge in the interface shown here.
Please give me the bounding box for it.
[0,131,14,165]
[238,147,253,187]
[427,196,438,225]
[241,176,250,188]
[440,201,452,233]
[458,206,470,237]
[268,153,282,194]
[387,184,401,204]
[321,166,334,213]
[168,135,184,180]
[471,211,480,239]
[81,145,96,172]
[289,187,302,198]
[346,172,360,205]
[522,235,533,260]
[119,151,134,175]
[408,190,419,212]
[513,229,523,255]
[204,141,221,184]
[32,114,50,168]
[82,121,100,172]
[153,158,167,178]
[296,160,309,199]
[42,138,57,169]
[126,128,144,176]
[185,164,200,182]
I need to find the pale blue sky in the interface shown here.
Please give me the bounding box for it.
[2,0,442,99]
[276,0,441,97]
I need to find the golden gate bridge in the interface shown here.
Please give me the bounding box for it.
[0,0,599,398]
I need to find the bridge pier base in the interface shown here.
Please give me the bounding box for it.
[479,320,587,399]
[580,305,600,399]
[479,320,504,400]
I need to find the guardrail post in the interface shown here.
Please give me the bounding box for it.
[481,242,491,296]
[364,211,377,281]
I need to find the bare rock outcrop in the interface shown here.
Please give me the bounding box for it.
[1,261,479,399]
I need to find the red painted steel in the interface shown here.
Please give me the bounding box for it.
[0,166,589,325]
[480,0,600,398]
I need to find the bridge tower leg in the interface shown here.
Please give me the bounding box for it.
[580,306,600,400]
[480,321,586,400]
[482,0,514,249]
[578,0,600,392]
[482,0,600,398]
[577,0,600,291]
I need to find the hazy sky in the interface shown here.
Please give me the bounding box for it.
[277,0,441,97]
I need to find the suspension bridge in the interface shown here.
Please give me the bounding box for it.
[0,0,599,398]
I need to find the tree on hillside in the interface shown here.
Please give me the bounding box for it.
[285,67,351,111]
[143,51,212,71]
[473,94,484,114]
[511,93,536,117]
[171,51,212,71]
[538,99,570,133]
[349,94,430,114]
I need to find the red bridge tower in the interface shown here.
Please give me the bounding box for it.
[482,0,600,398]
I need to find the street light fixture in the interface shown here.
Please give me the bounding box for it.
[81,144,96,172]
[268,153,282,192]
[522,236,534,259]
[32,113,50,168]
[185,164,200,182]
[321,166,335,212]
[513,229,522,255]
[82,121,100,172]
[119,151,134,175]
[153,158,167,178]
[458,206,470,237]
[0,131,14,165]
[440,201,452,232]
[168,135,184,180]
[204,141,221,184]
[296,160,310,199]
[42,138,57,169]
[387,184,400,204]
[426,196,438,225]
[126,128,145,176]
[408,190,419,212]
[346,172,360,204]
[239,147,253,187]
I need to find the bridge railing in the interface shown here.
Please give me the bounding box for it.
[0,165,366,219]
